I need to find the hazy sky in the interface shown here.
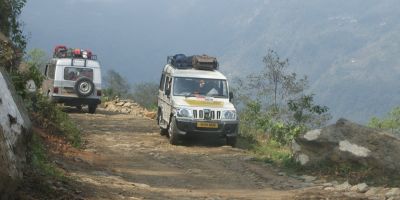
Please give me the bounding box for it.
[21,0,242,83]
[21,0,400,122]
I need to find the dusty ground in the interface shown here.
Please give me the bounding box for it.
[22,108,366,200]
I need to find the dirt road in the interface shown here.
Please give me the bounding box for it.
[58,109,358,200]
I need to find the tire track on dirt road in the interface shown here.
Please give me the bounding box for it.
[63,109,358,200]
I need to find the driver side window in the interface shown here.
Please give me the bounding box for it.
[164,76,172,95]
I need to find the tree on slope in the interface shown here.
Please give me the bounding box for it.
[103,69,131,99]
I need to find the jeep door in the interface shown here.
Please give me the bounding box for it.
[42,63,56,97]
[158,73,173,124]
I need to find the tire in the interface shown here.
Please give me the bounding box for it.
[74,77,95,97]
[168,116,180,145]
[76,105,82,111]
[226,136,237,147]
[88,104,97,114]
[158,111,168,136]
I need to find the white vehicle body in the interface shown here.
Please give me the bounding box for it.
[157,64,238,146]
[42,58,102,113]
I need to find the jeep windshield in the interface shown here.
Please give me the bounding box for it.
[173,77,228,98]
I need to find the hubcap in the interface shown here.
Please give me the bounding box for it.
[79,82,91,94]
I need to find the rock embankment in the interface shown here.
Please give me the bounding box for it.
[0,68,31,199]
[103,99,156,119]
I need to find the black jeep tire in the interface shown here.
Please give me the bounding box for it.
[158,111,168,136]
[76,105,82,111]
[74,77,95,97]
[226,136,237,147]
[88,104,97,114]
[168,116,180,145]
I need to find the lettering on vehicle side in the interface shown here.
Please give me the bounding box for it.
[185,99,224,107]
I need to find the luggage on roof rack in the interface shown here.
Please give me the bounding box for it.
[53,45,68,58]
[192,55,219,70]
[167,54,219,70]
[167,54,192,69]
[52,45,97,60]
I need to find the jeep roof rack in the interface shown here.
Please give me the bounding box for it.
[167,54,219,70]
[53,45,97,60]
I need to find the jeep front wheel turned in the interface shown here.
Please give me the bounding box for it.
[158,112,168,136]
[226,136,237,147]
[168,116,180,145]
[74,77,95,97]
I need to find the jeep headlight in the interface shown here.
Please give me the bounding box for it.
[176,108,193,118]
[222,110,236,120]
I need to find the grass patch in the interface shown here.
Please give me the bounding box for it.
[30,133,64,179]
[30,94,82,148]
[253,140,293,166]
[238,136,295,166]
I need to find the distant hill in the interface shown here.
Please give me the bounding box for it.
[214,0,400,123]
[22,0,400,123]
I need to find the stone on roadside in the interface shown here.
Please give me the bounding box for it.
[351,183,369,193]
[116,101,125,106]
[386,188,400,199]
[121,108,130,114]
[335,181,351,191]
[144,112,156,119]
[365,187,384,197]
[300,175,316,183]
[123,102,132,107]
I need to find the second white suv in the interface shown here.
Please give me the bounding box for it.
[42,46,102,113]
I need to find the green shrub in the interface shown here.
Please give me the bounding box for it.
[31,94,82,148]
[269,122,307,146]
[9,63,81,148]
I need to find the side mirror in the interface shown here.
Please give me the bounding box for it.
[229,91,234,102]
[165,88,171,96]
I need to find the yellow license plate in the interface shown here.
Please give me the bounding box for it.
[197,122,218,128]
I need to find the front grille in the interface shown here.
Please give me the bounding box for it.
[193,110,198,118]
[193,109,221,120]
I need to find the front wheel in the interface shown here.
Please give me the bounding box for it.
[88,104,97,114]
[168,116,180,145]
[158,112,168,136]
[226,136,237,147]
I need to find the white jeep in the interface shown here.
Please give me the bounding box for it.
[157,54,239,146]
[42,46,102,113]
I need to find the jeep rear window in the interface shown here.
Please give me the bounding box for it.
[64,67,93,81]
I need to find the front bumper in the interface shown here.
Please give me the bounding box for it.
[175,118,239,137]
[52,95,101,106]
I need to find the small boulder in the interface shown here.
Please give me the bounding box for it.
[386,188,400,199]
[351,183,369,193]
[116,101,125,106]
[144,112,157,120]
[335,181,351,191]
[292,119,400,175]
